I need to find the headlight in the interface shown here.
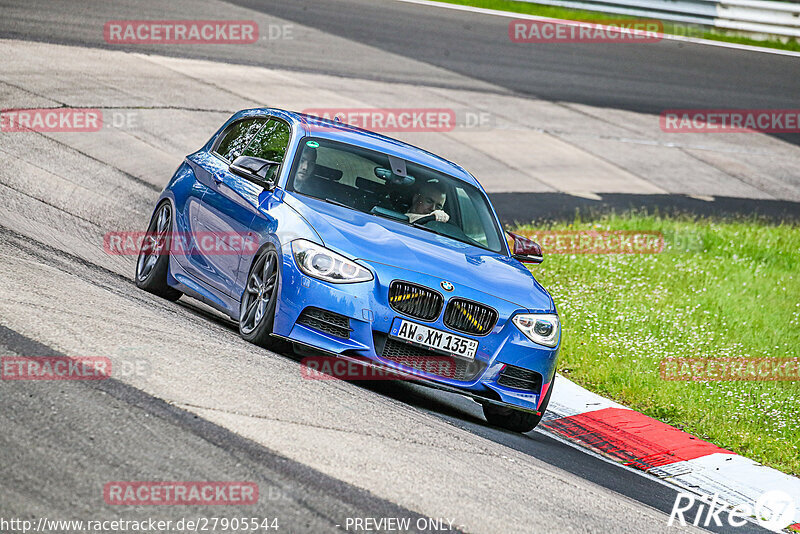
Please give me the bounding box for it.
[512,313,560,347]
[291,239,373,284]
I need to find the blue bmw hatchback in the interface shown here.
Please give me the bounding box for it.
[136,108,560,432]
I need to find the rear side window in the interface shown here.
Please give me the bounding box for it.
[214,118,266,161]
[241,119,291,163]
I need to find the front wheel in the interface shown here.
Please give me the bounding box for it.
[135,202,182,301]
[238,247,283,350]
[483,377,555,433]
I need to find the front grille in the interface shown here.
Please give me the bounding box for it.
[296,307,351,339]
[497,364,542,393]
[443,298,498,336]
[378,336,486,382]
[388,281,443,321]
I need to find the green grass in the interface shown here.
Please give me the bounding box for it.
[433,0,800,52]
[513,213,800,476]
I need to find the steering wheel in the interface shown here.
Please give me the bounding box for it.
[412,214,437,225]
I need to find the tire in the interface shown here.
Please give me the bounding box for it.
[483,377,555,433]
[238,247,284,350]
[135,202,182,301]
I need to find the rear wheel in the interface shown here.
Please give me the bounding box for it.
[483,377,555,433]
[238,247,283,350]
[135,202,182,301]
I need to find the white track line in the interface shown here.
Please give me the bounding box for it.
[393,0,800,58]
[545,374,800,529]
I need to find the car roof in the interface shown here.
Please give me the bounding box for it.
[236,107,481,188]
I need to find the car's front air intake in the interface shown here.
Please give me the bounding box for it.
[443,298,497,336]
[296,307,352,339]
[379,337,487,382]
[388,281,443,321]
[497,364,542,393]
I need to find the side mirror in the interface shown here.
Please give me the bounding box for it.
[230,156,279,189]
[507,231,544,265]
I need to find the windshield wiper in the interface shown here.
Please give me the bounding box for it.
[322,197,351,209]
[370,206,409,222]
[410,220,485,250]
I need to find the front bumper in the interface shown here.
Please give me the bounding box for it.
[272,253,559,412]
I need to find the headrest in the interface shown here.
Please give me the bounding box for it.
[312,164,343,182]
[356,177,381,192]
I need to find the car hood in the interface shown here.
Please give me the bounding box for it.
[283,194,554,311]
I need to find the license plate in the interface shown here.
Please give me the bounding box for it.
[390,319,478,360]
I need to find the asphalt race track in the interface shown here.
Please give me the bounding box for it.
[0,0,796,533]
[0,325,438,533]
[4,0,800,117]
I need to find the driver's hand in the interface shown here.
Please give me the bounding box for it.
[432,209,450,223]
[408,211,450,224]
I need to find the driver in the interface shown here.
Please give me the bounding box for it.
[293,147,317,191]
[406,180,449,224]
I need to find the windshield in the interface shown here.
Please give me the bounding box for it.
[286,138,506,254]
